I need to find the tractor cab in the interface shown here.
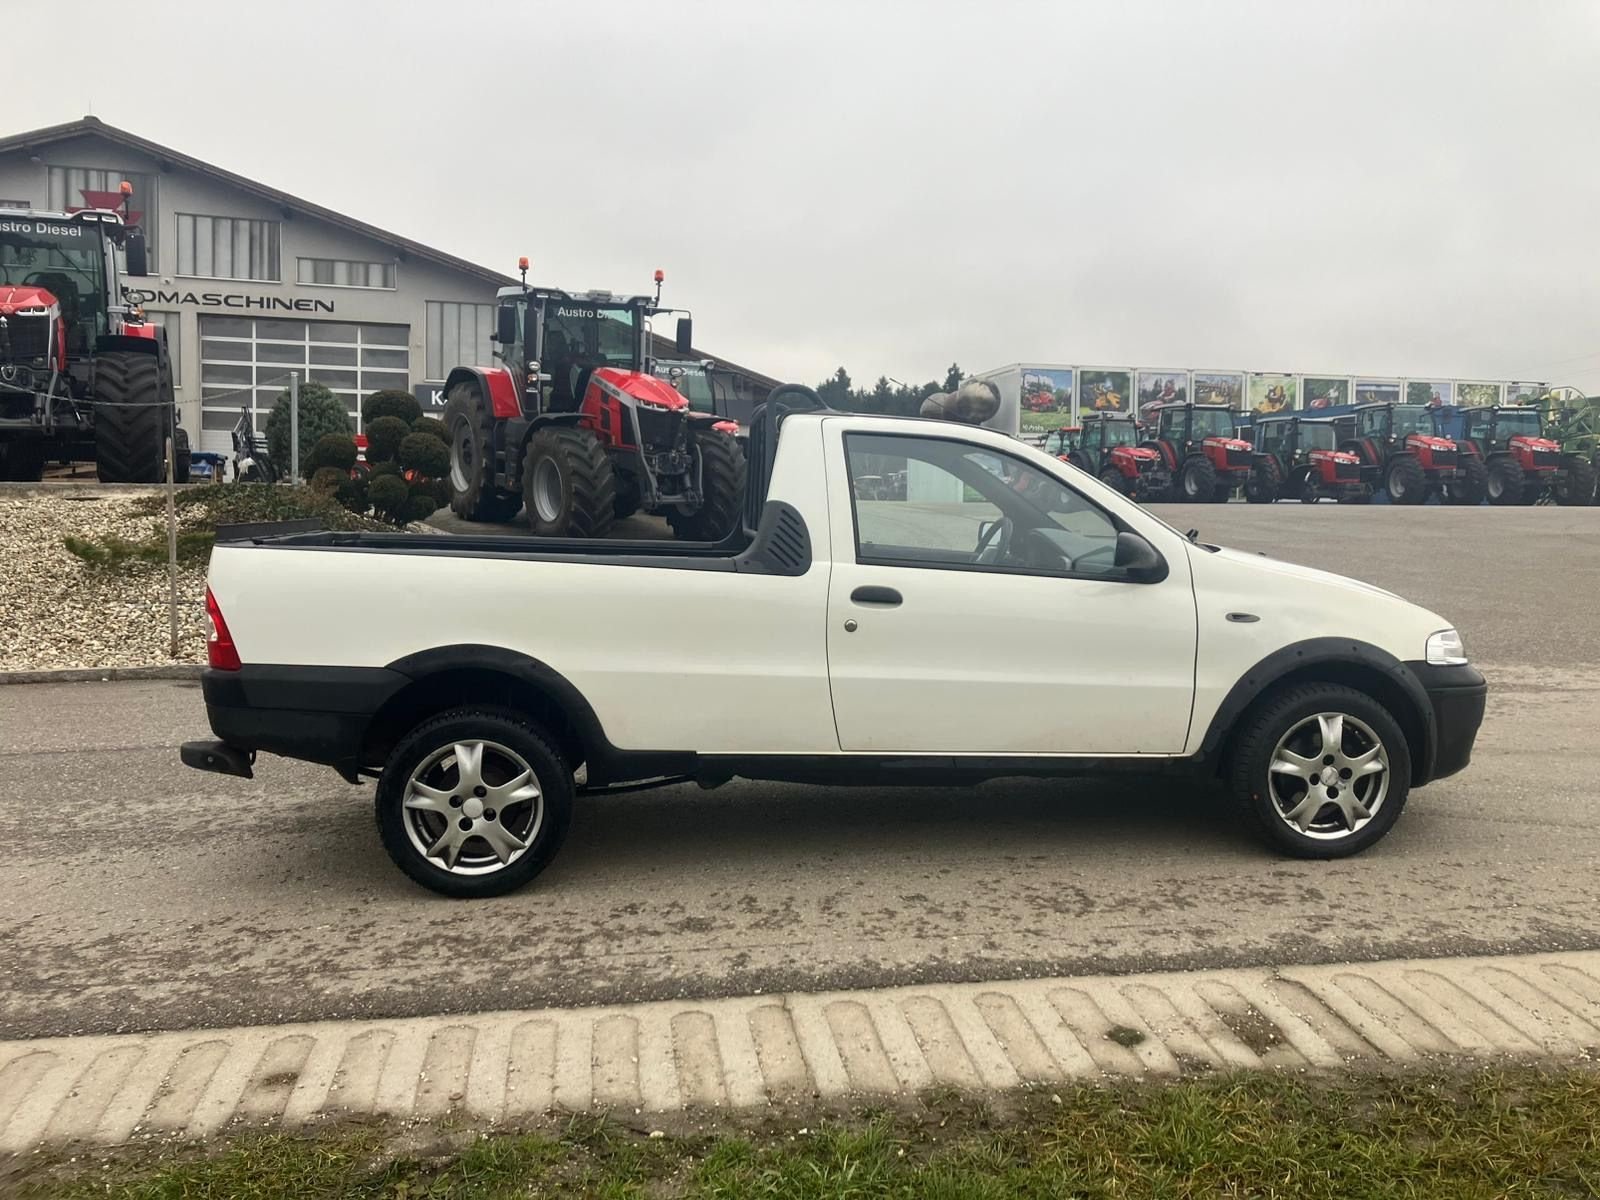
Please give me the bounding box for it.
[1042,425,1081,459]
[1141,402,1252,502]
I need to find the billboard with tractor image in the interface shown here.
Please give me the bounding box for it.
[1136,370,1188,412]
[1303,377,1351,411]
[1192,372,1245,410]
[1457,382,1503,407]
[1248,373,1297,414]
[1017,367,1075,432]
[1079,369,1132,416]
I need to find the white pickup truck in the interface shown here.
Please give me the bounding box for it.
[183,388,1486,897]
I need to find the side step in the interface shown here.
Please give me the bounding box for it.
[180,739,255,779]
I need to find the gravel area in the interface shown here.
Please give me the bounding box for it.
[0,493,207,671]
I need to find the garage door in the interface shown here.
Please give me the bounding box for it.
[197,316,410,455]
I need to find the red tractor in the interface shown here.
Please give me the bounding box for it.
[0,190,187,483]
[1023,388,1057,412]
[441,264,744,540]
[1456,405,1595,506]
[1041,425,1081,458]
[1341,402,1484,505]
[1245,416,1367,503]
[1140,402,1253,502]
[1062,412,1170,501]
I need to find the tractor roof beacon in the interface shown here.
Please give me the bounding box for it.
[439,261,746,541]
[0,188,188,483]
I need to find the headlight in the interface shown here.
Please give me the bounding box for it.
[1426,628,1468,666]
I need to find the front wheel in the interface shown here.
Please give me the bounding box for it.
[665,429,746,541]
[1486,456,1524,506]
[1175,454,1217,502]
[375,708,575,898]
[1555,455,1597,506]
[1228,684,1411,858]
[1244,460,1280,503]
[1384,455,1427,504]
[1098,465,1131,496]
[522,426,617,538]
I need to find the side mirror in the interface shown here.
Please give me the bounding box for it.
[494,305,518,345]
[1114,531,1165,582]
[675,316,693,355]
[124,228,149,277]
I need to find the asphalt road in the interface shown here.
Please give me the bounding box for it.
[2,505,1597,1039]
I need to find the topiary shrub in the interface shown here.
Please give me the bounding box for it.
[363,389,422,427]
[336,472,368,513]
[398,431,450,478]
[404,491,440,522]
[365,415,411,465]
[411,415,447,442]
[368,460,402,480]
[368,473,409,523]
[309,466,347,495]
[307,432,358,475]
[265,382,353,479]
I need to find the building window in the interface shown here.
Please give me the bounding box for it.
[47,166,159,269]
[0,198,30,209]
[146,311,180,387]
[176,213,281,281]
[297,257,397,289]
[425,300,494,380]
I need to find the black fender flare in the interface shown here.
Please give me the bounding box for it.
[1198,637,1435,780]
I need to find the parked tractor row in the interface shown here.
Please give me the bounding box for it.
[1040,400,1597,505]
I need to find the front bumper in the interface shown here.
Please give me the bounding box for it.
[1403,660,1487,782]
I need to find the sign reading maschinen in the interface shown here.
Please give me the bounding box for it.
[130,287,335,314]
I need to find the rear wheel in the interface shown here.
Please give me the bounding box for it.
[666,429,746,541]
[1384,455,1426,504]
[522,426,617,538]
[1228,684,1411,858]
[1098,465,1131,496]
[1485,456,1524,506]
[374,707,574,898]
[93,352,169,483]
[1555,455,1597,506]
[444,382,523,522]
[1176,454,1217,502]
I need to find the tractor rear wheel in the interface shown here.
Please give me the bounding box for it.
[522,427,617,538]
[1175,454,1217,502]
[1485,456,1524,506]
[0,441,46,482]
[1244,458,1281,503]
[1383,455,1427,504]
[444,382,523,522]
[1443,455,1487,505]
[1098,465,1130,496]
[93,352,170,484]
[1555,455,1597,506]
[666,429,746,542]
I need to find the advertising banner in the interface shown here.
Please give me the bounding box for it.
[1192,371,1245,410]
[1355,379,1401,406]
[1248,373,1297,414]
[1303,377,1351,410]
[1078,368,1132,416]
[1136,370,1188,413]
[1457,381,1502,407]
[1406,380,1453,407]
[1505,381,1545,406]
[1018,366,1075,431]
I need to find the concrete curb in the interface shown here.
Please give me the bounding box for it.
[2,949,1597,1151]
[0,664,202,685]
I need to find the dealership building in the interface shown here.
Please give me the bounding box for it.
[0,116,776,455]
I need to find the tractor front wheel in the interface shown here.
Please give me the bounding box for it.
[1444,455,1487,506]
[1384,455,1427,505]
[1175,455,1217,502]
[444,382,523,522]
[522,427,617,538]
[93,352,171,484]
[1555,455,1597,506]
[666,429,746,542]
[1244,459,1281,503]
[1098,465,1130,496]
[1485,456,1524,506]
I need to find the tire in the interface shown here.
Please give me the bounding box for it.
[374,707,574,898]
[1098,465,1131,496]
[1443,454,1487,506]
[1227,683,1411,859]
[173,426,192,485]
[1555,455,1597,506]
[443,382,523,522]
[93,351,169,483]
[1244,459,1280,503]
[1176,454,1217,502]
[1383,455,1426,505]
[0,441,46,482]
[522,426,617,538]
[1485,456,1524,506]
[666,429,746,541]
[1066,452,1092,473]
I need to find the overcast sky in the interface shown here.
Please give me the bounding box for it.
[11,1,1600,390]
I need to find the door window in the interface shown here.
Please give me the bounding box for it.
[844,432,1127,578]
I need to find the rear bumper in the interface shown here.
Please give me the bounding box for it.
[200,665,406,771]
[1403,661,1487,782]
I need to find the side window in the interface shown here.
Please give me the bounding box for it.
[844,432,1127,578]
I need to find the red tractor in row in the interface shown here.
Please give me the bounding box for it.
[1341,402,1484,505]
[1245,416,1367,503]
[1140,402,1254,502]
[1056,412,1170,501]
[441,263,744,540]
[0,188,188,483]
[1456,405,1595,506]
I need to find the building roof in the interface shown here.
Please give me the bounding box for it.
[0,115,515,286]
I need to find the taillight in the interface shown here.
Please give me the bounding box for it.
[205,586,241,671]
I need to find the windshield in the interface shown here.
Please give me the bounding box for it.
[1391,405,1430,436]
[1099,420,1137,447]
[0,216,108,348]
[1191,407,1235,439]
[1495,409,1543,439]
[541,301,639,370]
[1300,422,1336,450]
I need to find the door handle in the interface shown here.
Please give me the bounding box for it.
[850,585,902,606]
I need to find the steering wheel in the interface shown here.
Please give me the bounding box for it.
[973,516,1012,563]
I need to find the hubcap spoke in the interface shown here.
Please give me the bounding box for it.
[452,742,485,792]
[1332,793,1371,829]
[427,825,468,869]
[1347,746,1385,776]
[404,781,453,814]
[1270,750,1317,778]
[478,820,528,864]
[1316,713,1345,757]
[1284,792,1326,831]
[487,768,541,806]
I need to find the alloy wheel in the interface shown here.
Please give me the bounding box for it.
[402,739,544,875]
[1266,712,1389,840]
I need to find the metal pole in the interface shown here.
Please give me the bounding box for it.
[289,371,300,483]
[166,434,179,659]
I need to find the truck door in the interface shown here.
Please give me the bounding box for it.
[822,422,1197,755]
